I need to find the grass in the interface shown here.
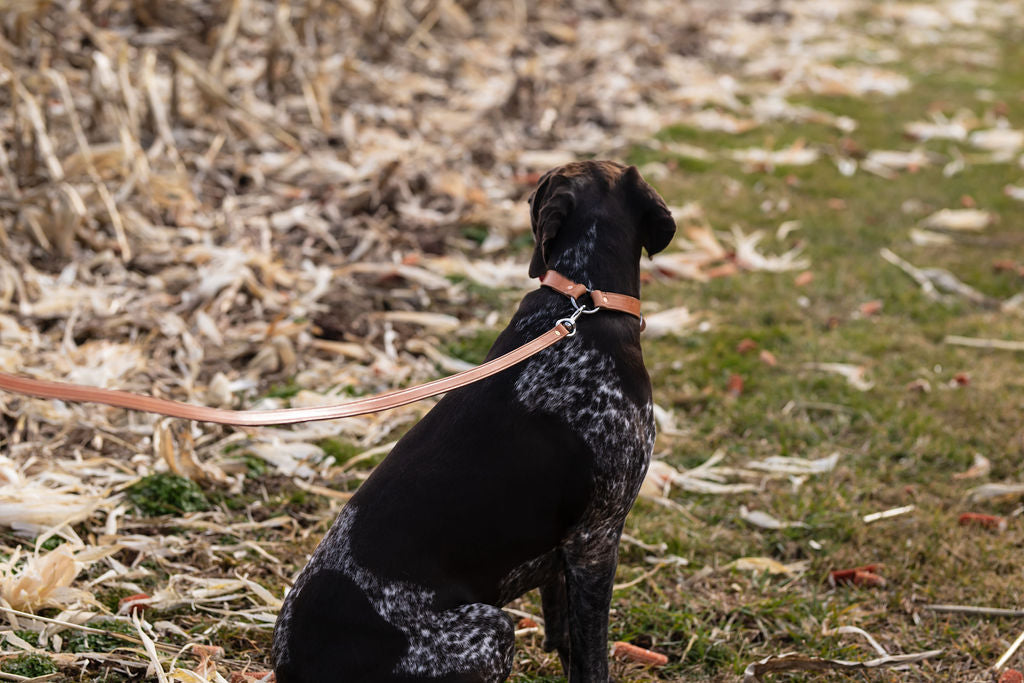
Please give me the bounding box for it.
[1,653,57,677]
[559,21,1024,683]
[125,473,211,516]
[63,620,139,653]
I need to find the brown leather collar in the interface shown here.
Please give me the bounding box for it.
[539,270,643,323]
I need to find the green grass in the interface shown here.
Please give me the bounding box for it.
[125,473,211,516]
[264,379,302,400]
[582,21,1024,682]
[444,328,503,364]
[317,437,362,466]
[1,653,57,677]
[63,620,138,653]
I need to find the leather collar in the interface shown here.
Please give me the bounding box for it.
[539,270,643,323]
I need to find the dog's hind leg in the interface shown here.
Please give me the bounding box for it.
[272,569,408,682]
[396,602,514,683]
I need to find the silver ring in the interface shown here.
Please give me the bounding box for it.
[570,296,600,315]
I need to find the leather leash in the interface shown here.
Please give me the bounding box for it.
[0,271,641,426]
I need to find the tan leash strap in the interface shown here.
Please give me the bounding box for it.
[0,324,571,426]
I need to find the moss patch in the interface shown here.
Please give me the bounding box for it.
[125,473,210,516]
[1,653,57,677]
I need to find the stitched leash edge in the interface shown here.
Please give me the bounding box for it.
[0,323,571,426]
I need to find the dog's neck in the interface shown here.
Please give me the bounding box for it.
[546,219,642,299]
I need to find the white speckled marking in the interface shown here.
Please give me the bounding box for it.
[514,332,655,561]
[551,221,598,284]
[282,506,513,681]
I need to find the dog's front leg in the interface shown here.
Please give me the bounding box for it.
[540,570,571,673]
[562,537,619,683]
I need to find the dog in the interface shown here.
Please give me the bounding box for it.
[272,160,676,682]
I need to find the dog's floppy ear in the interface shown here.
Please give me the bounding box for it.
[622,165,676,257]
[527,174,575,278]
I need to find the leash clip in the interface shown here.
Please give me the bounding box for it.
[555,295,599,337]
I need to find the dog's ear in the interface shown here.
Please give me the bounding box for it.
[527,174,575,278]
[622,165,676,257]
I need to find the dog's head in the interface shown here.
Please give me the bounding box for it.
[527,161,675,280]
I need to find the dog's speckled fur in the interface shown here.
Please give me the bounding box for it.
[273,161,675,683]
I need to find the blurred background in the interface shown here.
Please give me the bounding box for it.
[1,1,1024,681]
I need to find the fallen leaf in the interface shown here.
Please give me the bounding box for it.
[910,228,954,246]
[729,557,808,575]
[731,227,810,272]
[736,338,758,353]
[643,307,699,338]
[685,109,759,134]
[0,545,111,612]
[804,363,874,391]
[958,512,1007,531]
[862,505,915,523]
[229,672,275,683]
[370,311,461,330]
[864,148,935,172]
[739,506,809,530]
[612,641,669,666]
[742,649,943,681]
[119,592,152,614]
[858,300,882,316]
[747,452,841,476]
[706,262,740,278]
[640,460,677,500]
[829,564,885,587]
[967,483,1024,502]
[906,378,932,393]
[730,142,820,169]
[804,64,910,97]
[904,115,971,141]
[969,128,1023,152]
[920,208,993,231]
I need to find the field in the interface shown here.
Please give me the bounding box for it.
[1,1,1023,681]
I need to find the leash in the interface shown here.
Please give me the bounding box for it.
[0,271,641,426]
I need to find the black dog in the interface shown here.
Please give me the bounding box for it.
[272,161,675,682]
